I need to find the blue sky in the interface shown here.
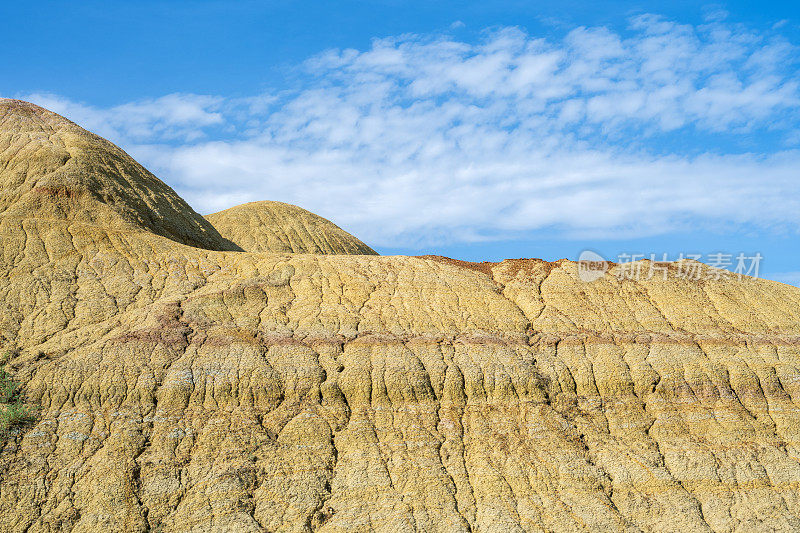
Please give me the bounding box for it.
[3,1,800,284]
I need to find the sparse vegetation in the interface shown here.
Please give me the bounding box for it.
[0,351,33,435]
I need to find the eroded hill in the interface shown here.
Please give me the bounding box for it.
[206,201,376,255]
[0,99,237,252]
[1,99,800,532]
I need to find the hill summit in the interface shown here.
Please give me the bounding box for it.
[0,99,240,251]
[206,201,377,255]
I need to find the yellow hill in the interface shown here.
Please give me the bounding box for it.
[0,98,238,251]
[206,200,377,255]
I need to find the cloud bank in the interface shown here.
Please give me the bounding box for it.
[23,15,800,247]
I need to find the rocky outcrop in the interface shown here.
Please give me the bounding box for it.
[206,201,376,255]
[1,100,800,532]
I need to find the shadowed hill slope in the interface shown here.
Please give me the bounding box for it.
[206,201,377,255]
[1,100,800,532]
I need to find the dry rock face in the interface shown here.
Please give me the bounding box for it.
[1,99,800,532]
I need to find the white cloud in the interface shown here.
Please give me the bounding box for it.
[20,15,800,247]
[23,93,225,143]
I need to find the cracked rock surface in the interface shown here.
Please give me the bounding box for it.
[2,99,800,532]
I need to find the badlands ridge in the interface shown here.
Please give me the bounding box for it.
[1,99,800,532]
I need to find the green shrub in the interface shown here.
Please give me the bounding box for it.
[0,363,32,435]
[0,402,31,433]
[0,367,16,403]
